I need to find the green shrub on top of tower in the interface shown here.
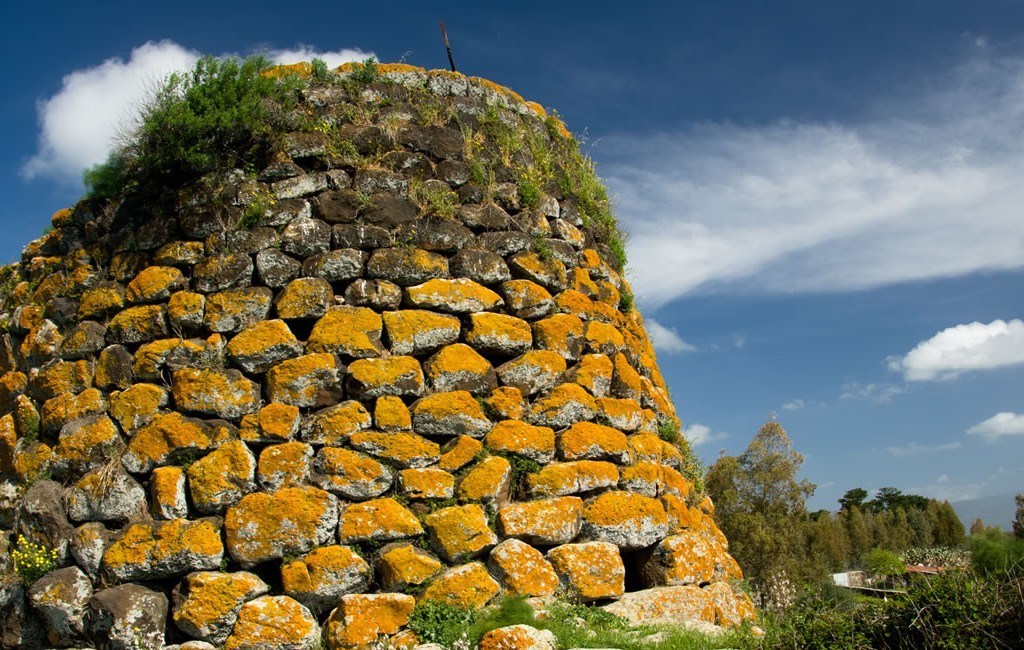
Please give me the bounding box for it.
[83,55,302,200]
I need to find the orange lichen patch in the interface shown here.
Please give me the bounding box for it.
[509,251,567,291]
[393,466,452,499]
[580,491,670,550]
[225,486,338,567]
[324,593,416,647]
[438,435,483,472]
[257,441,313,491]
[594,279,621,307]
[167,290,206,329]
[77,284,126,319]
[558,422,632,464]
[485,386,524,421]
[375,395,412,431]
[0,371,27,412]
[266,353,343,407]
[596,397,643,432]
[501,279,554,319]
[172,367,260,421]
[611,353,643,401]
[524,100,547,119]
[456,456,511,503]
[54,413,123,470]
[262,61,312,78]
[41,388,106,434]
[469,76,527,104]
[405,278,504,313]
[487,539,559,598]
[349,430,441,468]
[419,562,501,608]
[307,306,384,358]
[532,314,586,362]
[226,319,302,374]
[584,321,624,356]
[347,356,425,399]
[566,354,613,399]
[423,504,497,562]
[640,530,719,587]
[553,289,596,321]
[12,395,39,440]
[528,383,598,429]
[337,497,423,543]
[126,266,185,304]
[660,465,692,499]
[224,595,319,650]
[704,581,757,627]
[13,304,44,333]
[0,415,16,475]
[465,312,533,355]
[423,343,497,395]
[484,420,555,463]
[303,400,373,446]
[149,466,187,520]
[383,309,461,356]
[479,625,557,650]
[604,585,715,626]
[569,267,600,297]
[131,338,182,380]
[14,441,53,483]
[172,571,269,644]
[661,494,698,533]
[253,402,300,442]
[50,206,74,227]
[313,447,392,499]
[546,541,624,601]
[205,288,274,333]
[275,277,333,320]
[526,461,619,498]
[377,543,443,590]
[187,439,257,514]
[410,390,490,438]
[280,545,371,610]
[109,383,168,433]
[124,412,232,473]
[101,518,224,582]
[29,359,91,400]
[618,461,663,497]
[627,432,683,467]
[107,304,169,343]
[496,350,567,396]
[497,497,583,545]
[643,379,677,420]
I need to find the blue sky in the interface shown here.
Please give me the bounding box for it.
[2,1,1023,514]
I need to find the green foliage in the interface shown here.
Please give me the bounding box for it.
[971,528,1024,576]
[349,57,379,84]
[310,57,333,84]
[496,453,542,500]
[410,181,459,219]
[618,288,634,313]
[11,535,59,584]
[863,547,905,577]
[1014,493,1024,540]
[658,418,681,444]
[467,595,536,643]
[407,600,476,647]
[84,55,301,201]
[531,236,553,261]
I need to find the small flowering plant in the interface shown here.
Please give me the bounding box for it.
[10,535,59,584]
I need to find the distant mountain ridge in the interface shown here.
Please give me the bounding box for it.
[952,492,1018,531]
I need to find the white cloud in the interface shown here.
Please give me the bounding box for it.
[645,318,696,354]
[603,50,1024,304]
[885,441,962,457]
[887,319,1024,381]
[683,423,727,446]
[967,412,1024,441]
[22,40,372,182]
[781,399,805,411]
[839,381,904,403]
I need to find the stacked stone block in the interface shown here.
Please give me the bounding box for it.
[0,62,754,648]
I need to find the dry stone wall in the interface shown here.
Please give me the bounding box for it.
[0,62,754,649]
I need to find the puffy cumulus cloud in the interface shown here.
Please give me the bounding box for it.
[885,441,962,457]
[967,412,1024,441]
[887,319,1024,381]
[22,41,373,182]
[603,51,1024,305]
[683,423,726,446]
[645,318,696,354]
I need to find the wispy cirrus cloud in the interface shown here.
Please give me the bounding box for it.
[887,319,1024,381]
[839,381,904,403]
[22,40,372,182]
[885,441,962,457]
[604,47,1024,305]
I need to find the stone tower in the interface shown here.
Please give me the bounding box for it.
[0,61,754,648]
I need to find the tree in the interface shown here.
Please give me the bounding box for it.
[843,506,872,561]
[838,488,868,511]
[705,420,816,592]
[971,518,986,536]
[1014,493,1024,540]
[931,501,966,547]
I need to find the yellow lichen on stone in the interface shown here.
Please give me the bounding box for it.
[41,388,107,433]
[149,466,187,519]
[30,359,91,400]
[584,321,624,356]
[495,350,567,395]
[501,280,553,319]
[382,309,461,356]
[109,383,168,433]
[124,412,230,473]
[399,467,455,500]
[187,439,256,514]
[225,486,338,567]
[532,314,585,360]
[347,356,425,399]
[14,441,53,483]
[546,541,624,601]
[595,397,643,431]
[265,353,342,407]
[558,421,632,464]
[705,581,758,627]
[172,367,259,420]
[167,290,205,329]
[101,518,224,581]
[126,266,185,304]
[553,289,596,321]
[484,420,555,462]
[485,386,525,420]
[274,277,332,320]
[457,456,511,503]
[526,460,619,498]
[405,278,504,313]
[418,562,501,608]
[349,430,440,468]
[172,571,268,644]
[438,435,483,472]
[487,539,560,597]
[254,402,300,441]
[377,544,443,590]
[338,498,423,543]
[257,441,313,491]
[226,319,301,372]
[324,593,416,647]
[423,504,497,562]
[580,491,670,549]
[374,395,412,431]
[307,306,384,358]
[612,353,642,400]
[497,497,583,545]
[313,447,391,498]
[303,400,372,445]
[280,545,370,607]
[107,304,168,343]
[77,284,125,319]
[53,413,122,469]
[224,595,319,650]
[528,383,597,428]
[423,343,495,394]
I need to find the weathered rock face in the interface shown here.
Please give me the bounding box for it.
[0,62,751,648]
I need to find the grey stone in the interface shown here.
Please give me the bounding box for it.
[281,216,331,258]
[66,466,147,524]
[458,203,513,230]
[71,522,112,580]
[354,170,408,197]
[59,321,107,360]
[264,197,311,227]
[87,584,168,650]
[396,220,474,253]
[332,223,392,250]
[362,194,418,228]
[302,249,366,281]
[477,231,533,256]
[255,249,301,288]
[193,254,253,293]
[367,248,449,286]
[450,249,512,285]
[272,172,329,199]
[28,566,92,646]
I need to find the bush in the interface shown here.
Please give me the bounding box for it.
[406,600,476,648]
[971,529,1024,576]
[11,535,59,585]
[864,547,905,578]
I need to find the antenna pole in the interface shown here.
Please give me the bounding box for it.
[440,21,457,73]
